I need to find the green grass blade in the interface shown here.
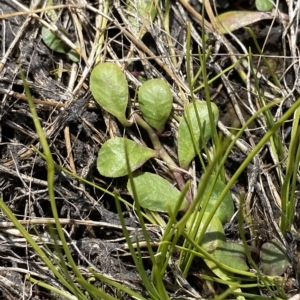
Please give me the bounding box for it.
[20,69,87,298]
[114,192,160,299]
[281,105,300,232]
[90,270,148,300]
[0,199,75,293]
[28,277,78,300]
[76,278,117,300]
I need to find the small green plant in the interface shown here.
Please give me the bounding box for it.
[88,62,260,295]
[89,62,222,214]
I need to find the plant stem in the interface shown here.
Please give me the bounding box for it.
[131,111,192,202]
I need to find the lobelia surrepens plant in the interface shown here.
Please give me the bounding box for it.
[88,61,290,299]
[89,62,234,220]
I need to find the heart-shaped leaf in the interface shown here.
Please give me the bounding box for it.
[200,175,234,224]
[97,138,156,177]
[90,63,130,126]
[216,11,274,33]
[138,79,173,133]
[178,102,219,169]
[214,242,249,271]
[127,172,188,212]
[127,0,157,37]
[260,239,290,276]
[186,212,225,253]
[42,26,70,53]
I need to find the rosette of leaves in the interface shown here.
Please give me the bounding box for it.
[90,63,186,212]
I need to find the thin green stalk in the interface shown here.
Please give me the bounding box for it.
[34,149,156,224]
[200,275,261,286]
[123,140,155,265]
[193,45,215,168]
[201,2,220,167]
[132,111,191,201]
[76,278,118,300]
[193,57,245,93]
[155,182,191,277]
[186,22,209,170]
[95,0,109,62]
[238,195,278,298]
[114,192,161,300]
[90,270,148,300]
[281,105,300,232]
[248,51,285,163]
[233,292,284,300]
[163,0,177,67]
[213,285,241,300]
[28,277,78,300]
[123,139,165,299]
[245,27,281,88]
[21,70,86,298]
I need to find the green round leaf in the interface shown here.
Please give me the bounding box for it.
[255,0,274,11]
[186,212,225,253]
[138,79,173,133]
[200,175,234,224]
[127,172,188,212]
[260,239,290,276]
[90,63,130,126]
[97,138,156,177]
[42,27,70,54]
[178,102,219,169]
[214,242,249,272]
